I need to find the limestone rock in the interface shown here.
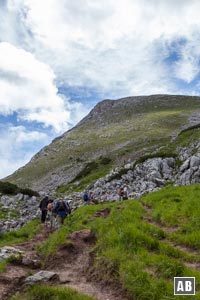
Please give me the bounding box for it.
[25,271,58,284]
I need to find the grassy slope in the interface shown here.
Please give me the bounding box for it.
[5,95,200,190]
[10,285,95,300]
[38,184,200,300]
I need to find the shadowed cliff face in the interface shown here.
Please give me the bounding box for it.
[4,94,200,192]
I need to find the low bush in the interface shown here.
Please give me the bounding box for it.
[19,188,40,197]
[0,180,39,196]
[99,156,112,165]
[0,181,18,195]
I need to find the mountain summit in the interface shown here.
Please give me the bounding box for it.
[5,94,200,192]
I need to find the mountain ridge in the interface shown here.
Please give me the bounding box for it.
[4,94,200,193]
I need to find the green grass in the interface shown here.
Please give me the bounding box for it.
[0,204,8,219]
[0,219,42,247]
[0,203,21,220]
[38,184,200,299]
[142,184,200,249]
[0,259,7,273]
[10,284,95,300]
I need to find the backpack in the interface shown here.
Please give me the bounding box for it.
[57,201,66,212]
[119,188,124,196]
[83,193,88,201]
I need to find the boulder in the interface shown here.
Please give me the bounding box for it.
[0,246,24,262]
[180,159,190,172]
[190,156,200,168]
[25,271,59,284]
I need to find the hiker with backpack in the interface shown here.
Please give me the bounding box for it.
[89,191,94,203]
[54,200,71,227]
[47,199,57,229]
[82,191,89,205]
[39,195,49,223]
[118,187,124,201]
[123,184,129,200]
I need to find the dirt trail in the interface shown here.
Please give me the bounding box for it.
[0,219,126,300]
[0,226,50,300]
[53,229,124,300]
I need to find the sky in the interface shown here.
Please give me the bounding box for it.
[1,0,200,178]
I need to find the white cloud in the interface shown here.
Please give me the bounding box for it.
[0,42,87,132]
[6,0,199,95]
[173,37,200,83]
[0,125,49,178]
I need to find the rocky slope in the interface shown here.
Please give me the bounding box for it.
[0,193,40,233]
[4,94,200,195]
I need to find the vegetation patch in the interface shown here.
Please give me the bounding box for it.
[10,284,94,300]
[71,162,99,182]
[0,219,42,248]
[0,181,39,196]
[135,150,178,164]
[179,123,200,135]
[0,259,7,273]
[56,157,113,194]
[99,156,112,165]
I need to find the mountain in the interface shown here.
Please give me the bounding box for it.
[4,94,200,193]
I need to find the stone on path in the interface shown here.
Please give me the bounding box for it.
[25,270,58,284]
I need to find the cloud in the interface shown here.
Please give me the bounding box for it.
[0,42,87,132]
[173,36,200,83]
[4,0,199,96]
[0,125,49,178]
[1,0,200,180]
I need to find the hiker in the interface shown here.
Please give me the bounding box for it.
[103,191,110,201]
[82,191,89,205]
[118,187,124,201]
[47,199,56,229]
[54,200,71,227]
[89,191,94,203]
[123,185,129,200]
[39,195,49,223]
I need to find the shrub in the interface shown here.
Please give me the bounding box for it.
[0,181,39,197]
[99,157,112,165]
[19,188,40,197]
[0,181,19,195]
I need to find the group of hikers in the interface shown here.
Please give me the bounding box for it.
[82,185,129,204]
[39,185,129,228]
[39,196,71,229]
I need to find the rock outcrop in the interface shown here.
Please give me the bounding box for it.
[64,144,200,205]
[0,193,40,233]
